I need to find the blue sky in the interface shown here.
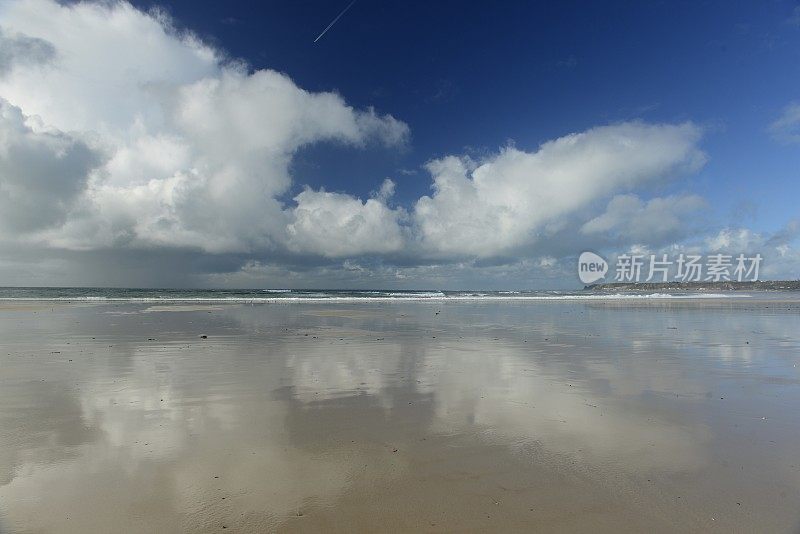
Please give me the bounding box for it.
[136,0,800,228]
[0,0,798,287]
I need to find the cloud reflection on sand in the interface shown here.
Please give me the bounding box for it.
[1,300,799,532]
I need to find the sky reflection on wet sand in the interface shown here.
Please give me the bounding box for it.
[1,300,799,532]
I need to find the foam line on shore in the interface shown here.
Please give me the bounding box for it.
[0,293,751,303]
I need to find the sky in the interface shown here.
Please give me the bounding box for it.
[0,0,798,289]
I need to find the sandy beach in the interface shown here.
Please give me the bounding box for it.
[1,298,799,532]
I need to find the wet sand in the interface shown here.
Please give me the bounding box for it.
[1,299,799,532]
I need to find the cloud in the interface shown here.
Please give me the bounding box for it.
[0,0,220,134]
[769,102,800,144]
[372,178,396,202]
[0,99,103,234]
[286,186,406,258]
[0,26,55,75]
[702,225,800,280]
[413,122,706,258]
[0,0,408,255]
[581,194,707,245]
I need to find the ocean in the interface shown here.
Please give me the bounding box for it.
[0,286,773,302]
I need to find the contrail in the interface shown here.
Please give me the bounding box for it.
[314,0,357,43]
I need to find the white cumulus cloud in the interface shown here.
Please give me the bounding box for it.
[413,122,706,258]
[0,0,408,254]
[287,185,406,258]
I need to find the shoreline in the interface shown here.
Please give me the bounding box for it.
[0,293,784,303]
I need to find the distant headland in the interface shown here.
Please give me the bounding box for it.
[585,280,800,291]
